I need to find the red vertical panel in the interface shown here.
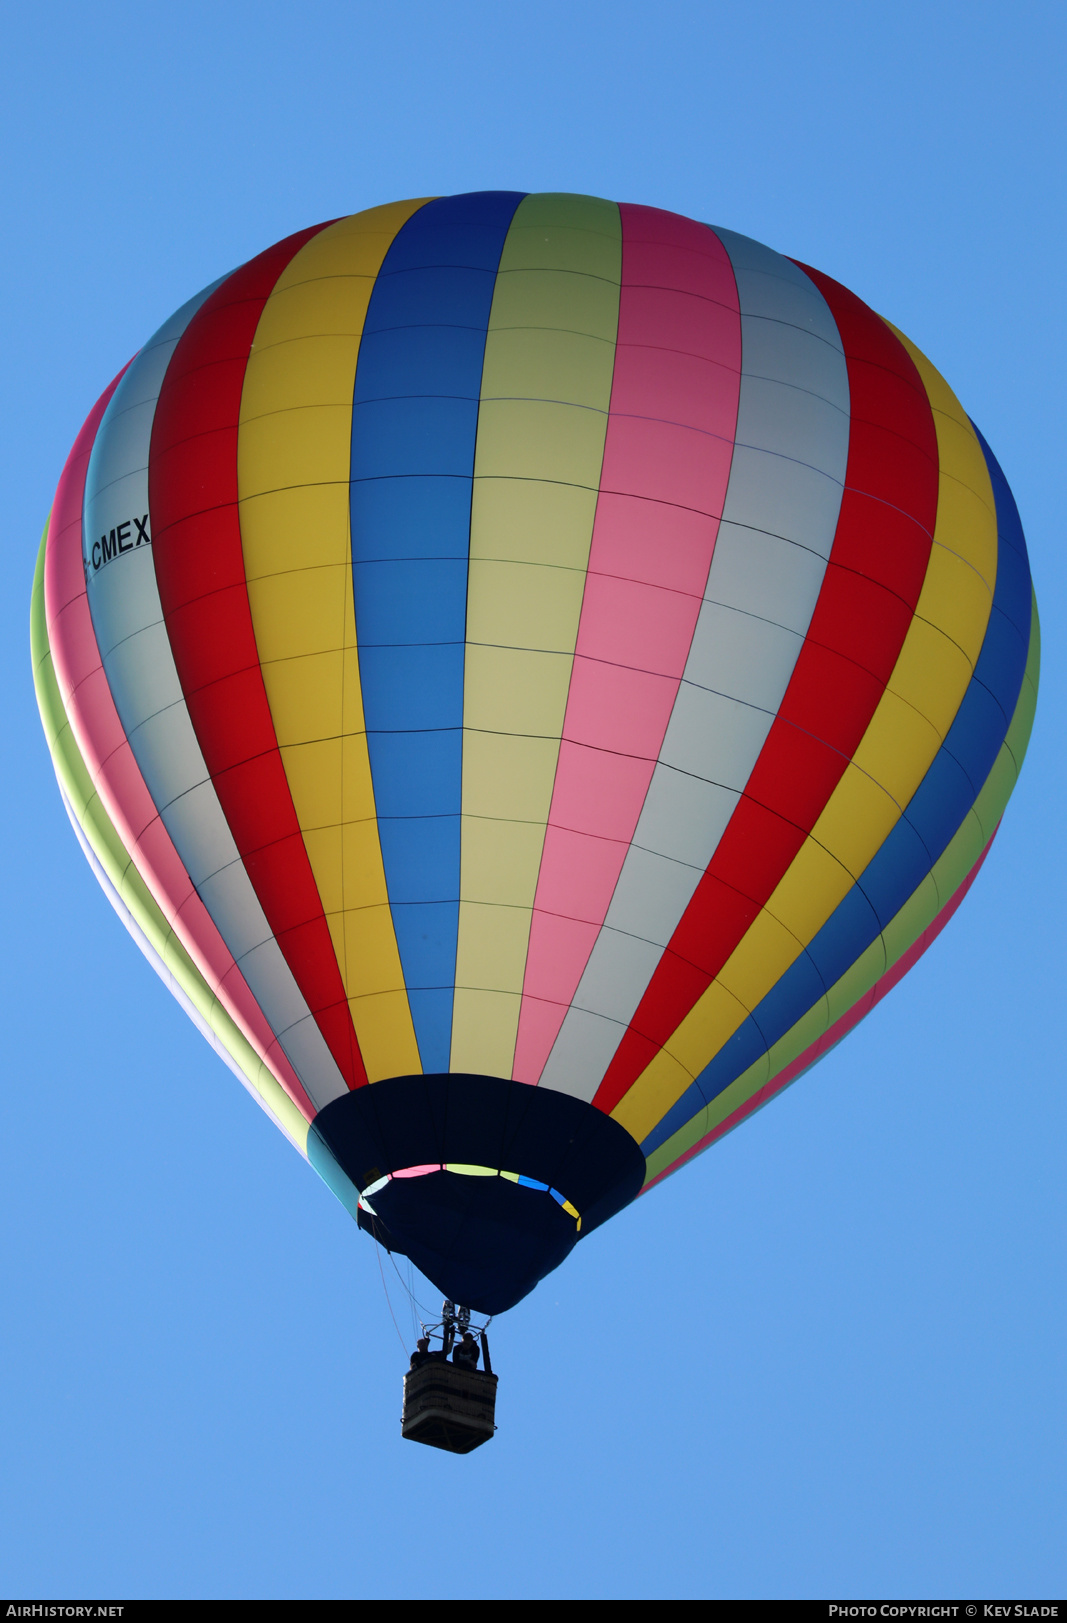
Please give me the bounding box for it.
[148,224,369,1091]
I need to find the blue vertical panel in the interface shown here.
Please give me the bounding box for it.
[641,420,1035,1154]
[350,193,524,1072]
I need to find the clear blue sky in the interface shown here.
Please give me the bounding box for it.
[2,0,1063,1600]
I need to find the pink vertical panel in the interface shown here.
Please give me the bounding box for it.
[44,380,315,1121]
[513,206,743,1085]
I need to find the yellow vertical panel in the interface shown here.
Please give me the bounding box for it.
[850,687,943,803]
[342,903,412,994]
[927,479,997,596]
[270,655,344,751]
[301,824,343,900]
[339,817,393,908]
[759,836,858,945]
[349,990,425,1082]
[885,617,976,737]
[237,202,428,1082]
[249,297,376,376]
[246,570,349,665]
[712,911,813,1033]
[237,403,353,489]
[451,195,622,1076]
[808,762,905,879]
[915,540,995,663]
[240,484,348,577]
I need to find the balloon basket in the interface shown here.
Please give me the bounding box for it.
[401,1363,498,1454]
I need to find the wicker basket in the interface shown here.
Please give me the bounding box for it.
[401,1361,499,1454]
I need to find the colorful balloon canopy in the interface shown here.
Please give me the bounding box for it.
[32,192,1038,1313]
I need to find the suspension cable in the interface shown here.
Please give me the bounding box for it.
[372,1236,408,1351]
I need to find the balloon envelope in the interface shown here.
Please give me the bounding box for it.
[32,193,1038,1313]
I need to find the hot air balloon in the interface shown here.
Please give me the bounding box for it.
[31,192,1038,1341]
